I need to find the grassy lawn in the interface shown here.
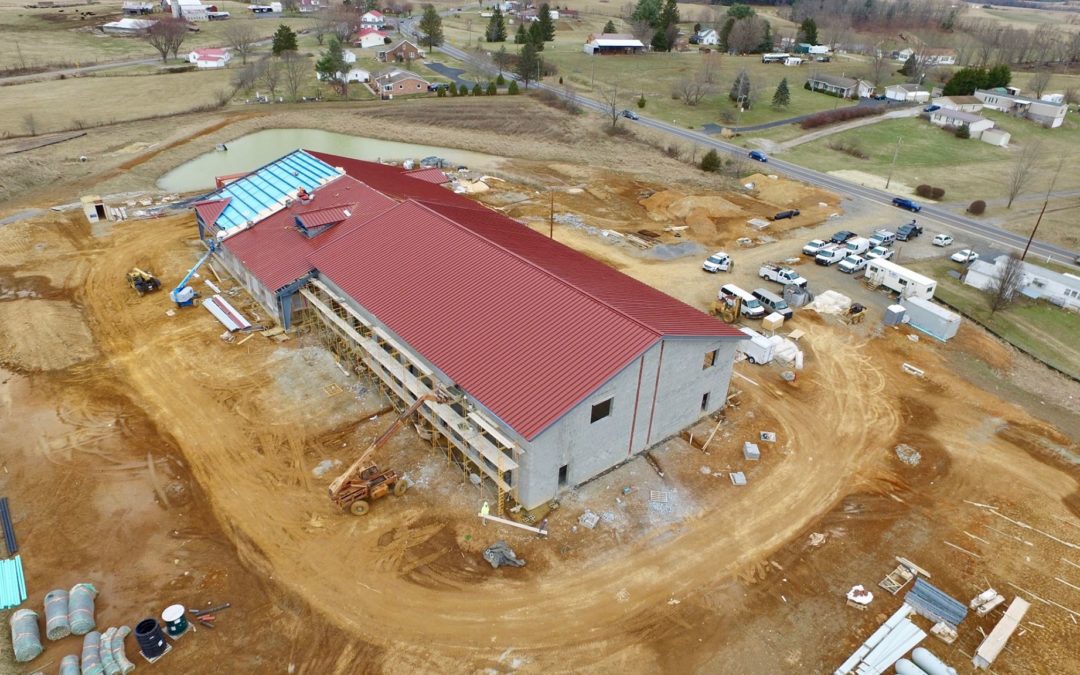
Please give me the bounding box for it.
[909,259,1080,379]
[779,111,1080,202]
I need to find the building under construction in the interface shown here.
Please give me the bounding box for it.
[192,150,744,510]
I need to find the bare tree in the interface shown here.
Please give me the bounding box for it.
[331,7,356,46]
[281,52,307,101]
[727,17,767,55]
[700,51,721,85]
[676,76,709,106]
[145,17,188,63]
[232,63,260,95]
[865,46,892,89]
[601,83,621,129]
[1028,69,1052,99]
[315,12,337,46]
[1005,141,1042,209]
[258,57,281,100]
[986,253,1026,315]
[224,23,258,65]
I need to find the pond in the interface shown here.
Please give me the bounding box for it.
[157,128,505,193]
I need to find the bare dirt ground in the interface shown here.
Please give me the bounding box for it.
[1,109,1078,674]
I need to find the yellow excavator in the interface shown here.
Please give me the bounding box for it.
[328,390,448,516]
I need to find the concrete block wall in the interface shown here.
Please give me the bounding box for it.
[214,246,279,320]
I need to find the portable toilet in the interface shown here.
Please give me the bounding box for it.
[884,304,906,326]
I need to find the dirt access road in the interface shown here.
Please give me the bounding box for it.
[0,106,1077,671]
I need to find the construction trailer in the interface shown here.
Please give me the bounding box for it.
[900,296,960,341]
[195,149,746,513]
[865,259,937,300]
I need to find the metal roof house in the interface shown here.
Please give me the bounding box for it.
[189,149,745,511]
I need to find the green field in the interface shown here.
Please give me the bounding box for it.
[910,259,1080,379]
[778,109,1080,201]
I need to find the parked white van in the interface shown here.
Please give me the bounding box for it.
[751,287,793,320]
[720,283,765,318]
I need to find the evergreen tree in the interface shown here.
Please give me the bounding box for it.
[448,81,458,96]
[729,69,750,106]
[538,3,556,42]
[485,7,507,43]
[650,0,679,52]
[496,73,505,85]
[487,81,497,95]
[657,0,679,31]
[798,18,818,45]
[508,79,520,94]
[315,37,348,95]
[943,66,987,96]
[418,4,444,49]
[637,93,646,108]
[528,21,545,50]
[651,28,669,52]
[472,82,483,95]
[517,41,540,87]
[772,77,790,109]
[631,0,661,27]
[757,21,773,53]
[700,149,720,172]
[514,24,527,45]
[956,123,970,139]
[900,54,917,77]
[271,25,298,56]
[986,63,1011,89]
[603,19,617,34]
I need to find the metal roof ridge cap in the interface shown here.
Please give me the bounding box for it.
[408,200,663,339]
[307,202,400,256]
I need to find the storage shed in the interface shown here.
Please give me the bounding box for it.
[900,296,960,341]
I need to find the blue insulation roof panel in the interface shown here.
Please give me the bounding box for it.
[905,578,967,627]
[201,150,341,233]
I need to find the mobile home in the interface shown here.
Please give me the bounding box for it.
[865,259,937,300]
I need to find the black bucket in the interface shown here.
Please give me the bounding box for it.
[135,618,168,659]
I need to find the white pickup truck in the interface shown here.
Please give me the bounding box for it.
[758,263,808,288]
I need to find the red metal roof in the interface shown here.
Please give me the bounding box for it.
[405,167,450,184]
[223,176,394,292]
[417,200,745,338]
[308,201,739,440]
[297,206,352,229]
[307,151,482,209]
[193,197,230,228]
[357,27,386,37]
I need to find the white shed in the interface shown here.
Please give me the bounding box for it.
[980,128,1011,147]
[900,296,960,341]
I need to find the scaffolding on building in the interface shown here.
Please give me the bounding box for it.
[299,279,521,515]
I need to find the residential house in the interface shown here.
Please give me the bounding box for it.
[518,8,559,21]
[188,47,231,69]
[298,0,326,12]
[885,83,930,103]
[122,1,154,15]
[583,34,646,55]
[378,39,424,63]
[317,49,369,83]
[360,9,384,28]
[497,0,520,12]
[693,28,719,46]
[928,108,994,138]
[806,74,869,99]
[355,27,388,49]
[922,48,957,65]
[101,18,156,35]
[934,95,983,113]
[974,88,1068,128]
[168,0,208,21]
[964,255,1080,310]
[193,148,744,511]
[1041,92,1066,105]
[795,43,830,55]
[372,68,430,97]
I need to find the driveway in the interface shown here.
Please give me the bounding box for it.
[700,99,907,135]
[425,62,474,89]
[776,105,924,150]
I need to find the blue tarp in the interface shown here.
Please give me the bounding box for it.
[905,578,967,627]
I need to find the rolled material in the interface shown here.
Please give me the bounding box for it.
[111,625,135,674]
[59,654,81,675]
[45,588,72,640]
[100,627,120,675]
[10,608,43,663]
[80,631,104,675]
[68,583,98,636]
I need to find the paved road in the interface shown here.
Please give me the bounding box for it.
[435,40,1078,266]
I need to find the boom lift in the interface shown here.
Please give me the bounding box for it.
[170,241,217,307]
[329,391,448,516]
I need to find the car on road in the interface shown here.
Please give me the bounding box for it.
[892,197,922,213]
[950,249,979,263]
[932,234,954,247]
[771,209,800,220]
[620,109,639,120]
[830,230,857,244]
[802,239,828,256]
[838,254,867,274]
[702,251,733,273]
[923,104,941,113]
[865,245,894,261]
[749,150,768,163]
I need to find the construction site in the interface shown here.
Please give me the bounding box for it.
[0,103,1078,674]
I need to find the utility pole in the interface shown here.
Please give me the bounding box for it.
[549,188,555,239]
[884,137,902,190]
[1021,156,1065,261]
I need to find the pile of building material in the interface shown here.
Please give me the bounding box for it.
[835,603,927,675]
[806,290,852,315]
[973,596,1029,670]
[970,588,1006,617]
[905,579,967,630]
